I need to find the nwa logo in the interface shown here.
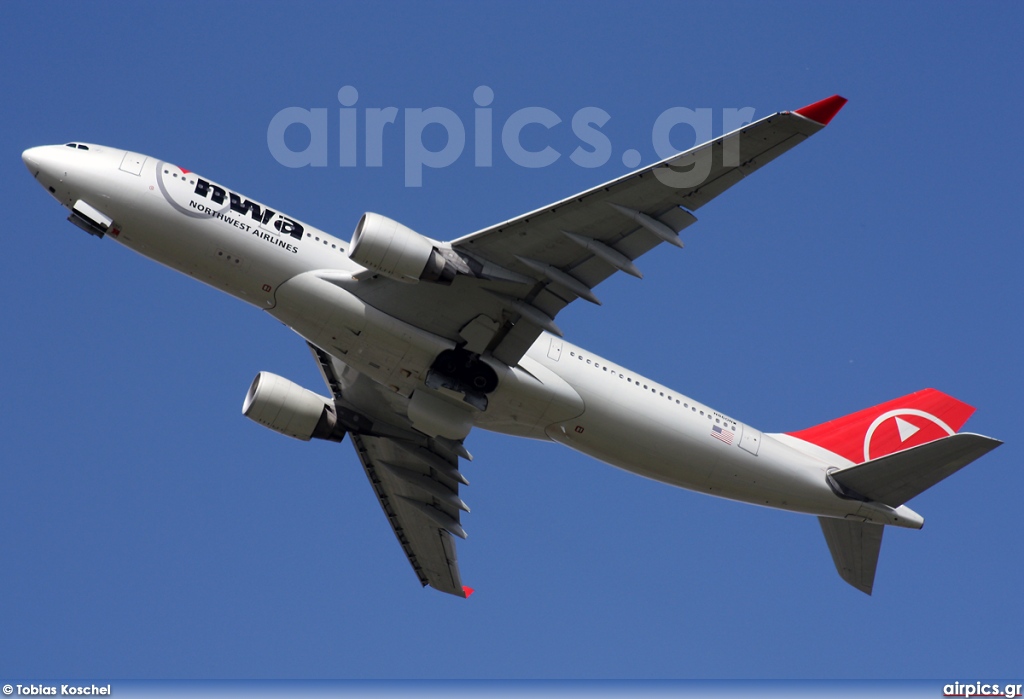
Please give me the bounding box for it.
[193,178,304,240]
[156,162,306,242]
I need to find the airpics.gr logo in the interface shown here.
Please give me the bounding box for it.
[266,85,759,187]
[943,681,1023,698]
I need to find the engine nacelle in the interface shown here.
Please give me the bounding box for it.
[241,371,345,442]
[349,212,472,283]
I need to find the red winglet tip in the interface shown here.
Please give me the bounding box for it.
[794,94,848,125]
[462,586,475,598]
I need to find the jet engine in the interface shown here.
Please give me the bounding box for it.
[241,371,346,442]
[349,212,474,283]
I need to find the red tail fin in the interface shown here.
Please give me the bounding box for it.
[787,388,975,464]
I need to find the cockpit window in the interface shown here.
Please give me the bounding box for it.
[77,144,89,150]
[66,143,77,148]
[64,143,89,150]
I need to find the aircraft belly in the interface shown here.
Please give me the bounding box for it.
[270,271,452,396]
[474,355,585,440]
[703,434,840,513]
[547,399,720,490]
[533,340,845,515]
[550,400,845,514]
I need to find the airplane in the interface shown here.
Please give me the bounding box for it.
[21,94,1001,597]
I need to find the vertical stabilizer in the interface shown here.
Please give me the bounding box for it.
[788,388,975,464]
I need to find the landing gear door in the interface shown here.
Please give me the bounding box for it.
[739,425,761,455]
[547,337,563,361]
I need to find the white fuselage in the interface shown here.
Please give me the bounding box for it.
[23,143,922,529]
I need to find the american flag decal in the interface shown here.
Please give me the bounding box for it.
[711,424,734,445]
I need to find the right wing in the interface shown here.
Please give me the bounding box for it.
[349,432,471,597]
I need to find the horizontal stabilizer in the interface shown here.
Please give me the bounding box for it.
[831,433,1002,507]
[818,517,883,595]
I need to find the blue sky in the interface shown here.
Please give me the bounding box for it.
[1,0,1021,681]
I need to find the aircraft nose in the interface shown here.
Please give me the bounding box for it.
[22,145,68,191]
[22,146,42,174]
[22,145,65,180]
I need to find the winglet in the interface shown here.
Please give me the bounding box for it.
[794,95,848,125]
[462,586,475,598]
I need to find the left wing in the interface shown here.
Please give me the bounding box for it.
[310,345,474,597]
[350,95,847,367]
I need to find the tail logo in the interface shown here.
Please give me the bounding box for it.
[787,388,975,464]
[863,409,954,462]
[894,417,919,442]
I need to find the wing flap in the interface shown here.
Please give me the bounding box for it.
[491,316,546,366]
[738,134,808,175]
[678,167,747,211]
